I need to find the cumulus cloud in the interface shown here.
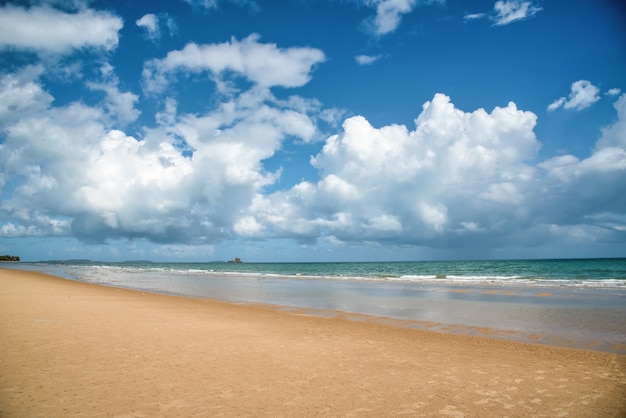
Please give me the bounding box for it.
[142,34,325,93]
[0,4,122,53]
[594,93,626,150]
[242,94,542,245]
[0,49,321,244]
[0,65,53,126]
[547,80,601,111]
[87,84,140,127]
[236,93,626,249]
[86,63,140,126]
[1,15,624,255]
[538,93,626,229]
[606,88,621,97]
[2,54,625,251]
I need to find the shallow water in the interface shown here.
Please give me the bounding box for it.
[4,260,626,353]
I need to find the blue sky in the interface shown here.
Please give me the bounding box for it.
[0,0,625,262]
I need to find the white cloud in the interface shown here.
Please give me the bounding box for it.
[0,59,322,243]
[0,65,52,125]
[564,80,601,110]
[165,16,178,36]
[0,221,66,237]
[546,97,566,112]
[463,13,486,22]
[142,34,325,93]
[136,13,177,42]
[233,216,264,237]
[0,4,122,53]
[493,0,542,26]
[538,93,626,230]
[606,88,621,96]
[182,0,258,11]
[246,94,541,243]
[88,83,140,126]
[357,0,444,36]
[136,13,160,41]
[355,54,382,65]
[242,93,626,249]
[1,9,624,255]
[372,0,417,35]
[183,0,219,9]
[87,64,140,126]
[595,93,626,150]
[467,1,541,26]
[2,55,625,252]
[364,214,403,232]
[547,80,601,111]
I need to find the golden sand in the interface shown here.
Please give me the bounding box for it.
[1,269,625,417]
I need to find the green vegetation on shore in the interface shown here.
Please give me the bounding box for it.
[0,255,20,262]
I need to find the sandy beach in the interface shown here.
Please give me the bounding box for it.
[1,268,625,417]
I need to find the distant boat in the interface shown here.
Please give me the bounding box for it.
[228,258,243,263]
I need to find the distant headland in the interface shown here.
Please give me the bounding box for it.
[0,255,20,262]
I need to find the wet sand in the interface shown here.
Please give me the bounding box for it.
[1,268,625,417]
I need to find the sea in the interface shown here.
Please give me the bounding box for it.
[4,258,626,352]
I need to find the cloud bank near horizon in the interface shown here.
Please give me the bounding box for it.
[1,63,624,250]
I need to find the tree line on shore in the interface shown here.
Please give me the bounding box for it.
[0,255,20,262]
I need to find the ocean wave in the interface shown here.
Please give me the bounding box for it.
[22,259,626,290]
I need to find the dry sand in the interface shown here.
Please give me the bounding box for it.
[1,268,625,417]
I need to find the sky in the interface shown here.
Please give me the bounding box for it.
[0,0,625,262]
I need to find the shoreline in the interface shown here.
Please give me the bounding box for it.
[8,262,625,354]
[1,268,625,416]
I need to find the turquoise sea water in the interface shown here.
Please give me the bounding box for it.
[4,258,626,352]
[14,257,626,287]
